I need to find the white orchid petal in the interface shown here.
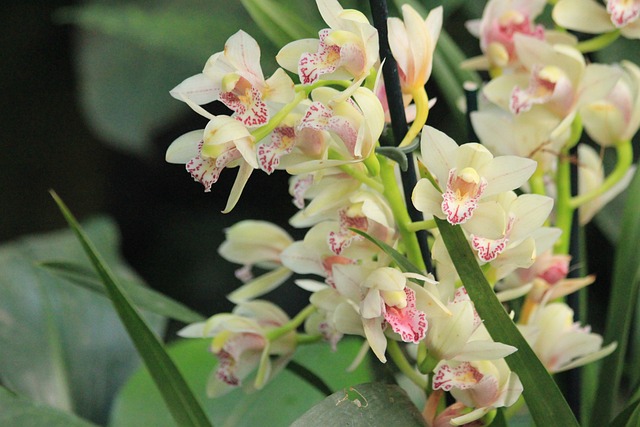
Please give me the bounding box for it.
[165,130,204,164]
[227,267,292,304]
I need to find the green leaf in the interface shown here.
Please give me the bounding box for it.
[50,192,212,427]
[291,382,425,427]
[0,216,165,425]
[0,386,98,427]
[375,146,409,171]
[608,398,640,427]
[39,261,205,324]
[350,228,423,275]
[240,0,318,47]
[591,167,640,426]
[435,218,580,427]
[110,338,374,426]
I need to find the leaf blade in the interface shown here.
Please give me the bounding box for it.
[435,218,579,427]
[50,191,213,427]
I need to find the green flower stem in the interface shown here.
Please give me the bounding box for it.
[251,90,307,142]
[570,140,634,209]
[294,79,350,93]
[329,152,385,193]
[379,155,426,271]
[266,304,317,342]
[577,30,621,53]
[554,117,583,254]
[555,150,574,255]
[406,219,436,233]
[387,339,428,390]
[296,333,322,345]
[399,86,429,148]
[529,166,547,197]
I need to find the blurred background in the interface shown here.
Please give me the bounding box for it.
[2,0,637,425]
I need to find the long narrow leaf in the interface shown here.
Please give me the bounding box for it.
[350,228,423,274]
[591,167,640,426]
[435,218,579,427]
[240,0,317,48]
[39,261,205,324]
[50,191,213,427]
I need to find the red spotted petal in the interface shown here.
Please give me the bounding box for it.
[220,86,269,128]
[433,361,483,391]
[384,287,427,343]
[299,29,340,84]
[257,126,296,174]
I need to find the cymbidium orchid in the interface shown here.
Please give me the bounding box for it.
[580,61,640,148]
[519,302,617,373]
[170,30,295,128]
[386,4,442,146]
[553,0,640,39]
[218,220,294,303]
[463,0,547,72]
[178,300,296,397]
[483,34,622,140]
[165,116,256,213]
[412,125,537,225]
[577,143,637,225]
[330,264,448,362]
[276,0,378,96]
[432,357,523,425]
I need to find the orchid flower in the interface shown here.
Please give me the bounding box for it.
[519,302,617,373]
[553,0,640,38]
[432,357,523,425]
[276,0,378,96]
[412,125,537,225]
[165,116,256,213]
[178,300,296,397]
[577,143,636,225]
[464,0,547,71]
[581,61,640,147]
[331,264,448,362]
[426,287,517,363]
[483,34,622,140]
[218,220,294,303]
[170,30,295,128]
[387,5,442,92]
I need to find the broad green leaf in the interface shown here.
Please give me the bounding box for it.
[57,0,279,157]
[591,167,640,426]
[0,216,165,425]
[0,386,98,427]
[110,338,374,426]
[51,192,212,427]
[39,261,205,324]
[435,218,580,427]
[291,382,425,427]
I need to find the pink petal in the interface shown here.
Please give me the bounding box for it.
[186,142,223,192]
[433,361,483,391]
[471,234,510,262]
[299,101,333,131]
[298,29,340,84]
[215,333,265,386]
[328,115,359,156]
[607,0,640,27]
[220,85,269,128]
[291,175,314,209]
[441,169,488,225]
[384,287,427,343]
[257,126,296,174]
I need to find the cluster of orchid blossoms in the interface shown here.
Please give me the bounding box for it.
[165,0,639,424]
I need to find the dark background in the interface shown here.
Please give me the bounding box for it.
[1,1,308,319]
